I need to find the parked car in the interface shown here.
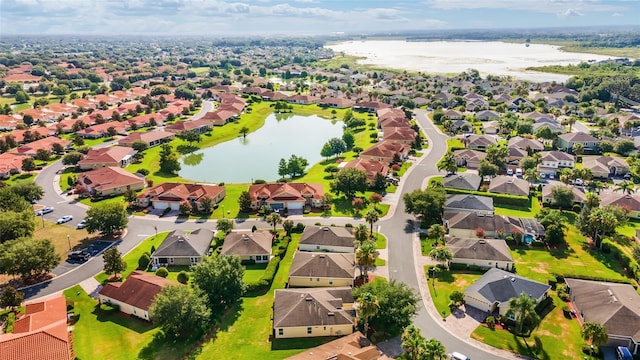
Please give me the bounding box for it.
[56,215,73,224]
[450,352,470,360]
[68,250,90,262]
[76,219,87,229]
[36,207,54,216]
[574,178,583,186]
[624,172,632,180]
[617,346,633,360]
[506,168,514,176]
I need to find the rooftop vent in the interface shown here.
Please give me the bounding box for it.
[323,227,330,231]
[479,240,486,244]
[319,254,326,258]
[305,297,313,302]
[328,312,335,316]
[511,277,516,282]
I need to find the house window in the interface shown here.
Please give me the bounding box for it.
[329,280,333,285]
[278,329,283,336]
[316,246,320,250]
[488,262,492,266]
[169,257,174,264]
[307,327,312,334]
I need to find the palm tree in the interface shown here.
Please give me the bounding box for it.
[401,324,426,359]
[424,338,447,360]
[353,224,369,247]
[586,180,604,195]
[524,168,540,184]
[427,224,446,245]
[357,291,379,337]
[428,246,453,270]
[356,241,377,279]
[239,126,250,138]
[265,212,282,233]
[614,180,636,195]
[507,292,540,336]
[437,152,457,174]
[365,208,379,236]
[581,322,608,349]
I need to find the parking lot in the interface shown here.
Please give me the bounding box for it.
[52,240,118,275]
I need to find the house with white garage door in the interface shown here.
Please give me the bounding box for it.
[137,182,225,211]
[247,182,324,211]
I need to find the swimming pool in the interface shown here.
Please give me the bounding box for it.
[523,234,534,245]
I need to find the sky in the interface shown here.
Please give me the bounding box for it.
[0,0,638,36]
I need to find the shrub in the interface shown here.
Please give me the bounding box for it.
[155,267,169,278]
[345,223,353,228]
[160,207,171,217]
[177,271,189,284]
[572,204,581,213]
[294,222,305,233]
[137,168,150,176]
[138,253,151,270]
[253,179,266,184]
[485,315,496,329]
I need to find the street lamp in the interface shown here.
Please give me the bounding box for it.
[222,205,225,219]
[67,234,71,251]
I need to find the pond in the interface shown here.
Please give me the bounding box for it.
[178,113,343,183]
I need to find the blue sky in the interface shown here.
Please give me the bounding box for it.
[0,0,638,36]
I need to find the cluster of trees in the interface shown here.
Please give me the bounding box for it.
[277,155,308,179]
[85,202,129,238]
[576,193,628,250]
[149,255,245,339]
[320,137,348,159]
[159,144,181,175]
[403,187,446,226]
[401,325,447,360]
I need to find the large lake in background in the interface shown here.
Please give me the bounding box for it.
[178,114,342,183]
[327,40,614,82]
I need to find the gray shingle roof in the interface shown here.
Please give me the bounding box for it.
[489,176,530,197]
[152,228,213,258]
[448,238,513,262]
[443,173,482,191]
[220,230,272,257]
[445,194,494,213]
[465,268,550,304]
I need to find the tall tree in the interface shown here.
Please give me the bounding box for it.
[581,322,609,348]
[401,324,426,360]
[0,286,24,310]
[239,126,249,138]
[403,188,446,226]
[9,182,44,204]
[437,152,457,175]
[0,238,60,279]
[353,224,370,246]
[551,185,574,209]
[356,241,378,278]
[149,285,210,339]
[266,212,282,233]
[85,201,128,237]
[357,291,379,337]
[507,292,540,336]
[331,168,368,199]
[353,280,419,336]
[365,208,379,235]
[216,218,234,234]
[237,190,252,212]
[428,224,446,245]
[614,180,636,195]
[159,144,181,175]
[102,247,126,280]
[428,246,453,270]
[191,255,245,314]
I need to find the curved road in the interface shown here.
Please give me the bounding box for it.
[27,108,506,359]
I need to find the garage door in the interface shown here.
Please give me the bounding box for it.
[154,201,169,210]
[287,202,304,210]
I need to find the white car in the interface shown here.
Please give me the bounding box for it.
[76,219,87,229]
[574,178,583,186]
[56,215,73,224]
[36,207,55,216]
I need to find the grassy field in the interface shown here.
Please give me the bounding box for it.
[189,67,211,76]
[426,268,483,318]
[494,198,541,218]
[511,225,629,284]
[471,291,597,360]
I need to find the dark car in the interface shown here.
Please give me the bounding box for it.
[68,250,90,262]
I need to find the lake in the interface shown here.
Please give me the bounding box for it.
[326,40,613,82]
[178,113,343,183]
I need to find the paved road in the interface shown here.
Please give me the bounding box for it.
[26,106,507,359]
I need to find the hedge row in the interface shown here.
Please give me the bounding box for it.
[245,257,281,293]
[553,273,637,289]
[444,187,530,208]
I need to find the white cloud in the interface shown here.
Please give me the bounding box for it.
[558,8,584,18]
[425,0,626,13]
[612,12,622,16]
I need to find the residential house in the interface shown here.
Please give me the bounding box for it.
[136,182,225,211]
[508,136,544,152]
[220,230,272,264]
[464,268,550,316]
[273,287,355,338]
[541,182,586,205]
[448,238,514,270]
[98,271,179,321]
[442,173,482,191]
[353,101,390,112]
[288,252,355,288]
[382,127,417,144]
[261,91,288,101]
[287,94,319,104]
[532,118,566,134]
[16,137,71,157]
[452,149,486,169]
[286,331,391,360]
[557,132,601,153]
[317,97,355,109]
[0,114,20,131]
[565,278,640,355]
[77,146,136,170]
[582,156,629,178]
[464,134,497,150]
[445,194,494,215]
[118,130,175,148]
[76,166,145,197]
[476,110,500,121]
[444,212,544,239]
[0,295,73,360]
[444,109,464,120]
[0,152,29,178]
[489,176,530,197]
[247,182,324,211]
[537,151,575,176]
[507,147,528,166]
[451,119,473,133]
[299,226,355,253]
[77,122,128,138]
[342,158,389,184]
[150,228,214,266]
[599,193,640,219]
[482,121,500,135]
[164,118,212,135]
[359,141,410,163]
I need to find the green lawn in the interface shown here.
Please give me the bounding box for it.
[510,225,629,284]
[471,292,598,360]
[3,172,36,186]
[190,67,211,76]
[243,263,268,283]
[426,268,483,318]
[374,232,387,249]
[195,233,336,359]
[447,137,465,150]
[494,198,541,218]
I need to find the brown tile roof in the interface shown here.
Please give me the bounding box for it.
[0,152,29,174]
[286,331,390,360]
[273,287,355,328]
[78,146,135,167]
[99,271,179,311]
[165,118,211,132]
[359,140,409,161]
[137,182,224,204]
[16,137,70,156]
[77,166,144,192]
[2,73,41,82]
[289,251,355,279]
[343,158,388,182]
[77,121,127,137]
[0,114,20,130]
[118,130,174,146]
[221,230,272,257]
[382,127,416,143]
[248,182,324,202]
